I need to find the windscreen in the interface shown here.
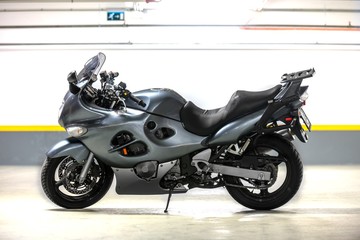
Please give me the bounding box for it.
[77,52,106,81]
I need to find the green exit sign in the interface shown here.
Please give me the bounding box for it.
[107,11,125,21]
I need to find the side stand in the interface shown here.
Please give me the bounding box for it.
[164,188,174,213]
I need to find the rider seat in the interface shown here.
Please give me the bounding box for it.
[180,85,282,136]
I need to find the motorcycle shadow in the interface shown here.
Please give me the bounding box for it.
[47,208,293,216]
[235,208,360,215]
[47,207,360,216]
[48,208,168,216]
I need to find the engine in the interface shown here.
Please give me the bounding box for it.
[134,161,158,180]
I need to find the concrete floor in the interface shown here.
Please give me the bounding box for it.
[0,166,359,240]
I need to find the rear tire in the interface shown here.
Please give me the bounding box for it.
[41,156,114,209]
[224,135,303,210]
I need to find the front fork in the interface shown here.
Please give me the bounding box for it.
[79,152,94,184]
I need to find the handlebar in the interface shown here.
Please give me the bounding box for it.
[117,81,146,108]
[88,71,147,109]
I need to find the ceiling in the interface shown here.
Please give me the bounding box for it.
[0,0,359,27]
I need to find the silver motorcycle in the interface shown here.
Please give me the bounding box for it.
[41,52,314,212]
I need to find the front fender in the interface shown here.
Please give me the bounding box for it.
[46,137,89,162]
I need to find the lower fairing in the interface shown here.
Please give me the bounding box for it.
[112,160,187,195]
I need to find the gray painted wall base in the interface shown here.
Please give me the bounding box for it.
[294,131,360,165]
[0,132,68,165]
[0,131,359,165]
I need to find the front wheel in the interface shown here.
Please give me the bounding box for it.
[224,135,303,210]
[41,156,114,209]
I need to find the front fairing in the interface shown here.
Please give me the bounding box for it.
[59,52,106,127]
[58,90,104,128]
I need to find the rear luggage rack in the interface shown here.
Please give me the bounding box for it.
[281,68,315,83]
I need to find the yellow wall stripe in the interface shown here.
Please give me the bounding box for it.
[0,125,360,132]
[0,125,65,132]
[310,125,360,131]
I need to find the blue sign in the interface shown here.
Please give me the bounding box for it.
[107,11,125,21]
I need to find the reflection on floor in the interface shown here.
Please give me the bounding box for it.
[0,166,359,240]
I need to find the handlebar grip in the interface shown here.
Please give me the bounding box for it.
[139,101,146,107]
[129,93,146,107]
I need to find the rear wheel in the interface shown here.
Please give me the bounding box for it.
[41,156,114,209]
[224,135,303,210]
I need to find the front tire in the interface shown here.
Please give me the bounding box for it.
[41,156,114,209]
[224,135,303,210]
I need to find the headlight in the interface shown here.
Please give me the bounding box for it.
[66,126,87,137]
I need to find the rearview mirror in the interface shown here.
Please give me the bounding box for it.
[67,71,77,84]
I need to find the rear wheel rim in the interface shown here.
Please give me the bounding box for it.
[236,145,290,200]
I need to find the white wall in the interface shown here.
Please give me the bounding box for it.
[0,41,359,126]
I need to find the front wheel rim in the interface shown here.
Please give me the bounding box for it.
[52,156,107,202]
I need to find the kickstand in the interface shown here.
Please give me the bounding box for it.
[164,187,174,213]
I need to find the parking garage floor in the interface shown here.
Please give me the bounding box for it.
[0,165,359,240]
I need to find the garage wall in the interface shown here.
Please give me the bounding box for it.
[0,40,359,165]
[0,46,359,126]
[0,1,359,165]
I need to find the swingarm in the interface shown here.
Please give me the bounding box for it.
[191,160,272,181]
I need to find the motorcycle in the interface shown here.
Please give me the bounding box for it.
[41,52,314,212]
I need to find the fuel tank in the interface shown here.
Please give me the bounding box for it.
[125,88,186,121]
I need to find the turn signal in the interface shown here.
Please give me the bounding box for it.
[122,148,128,156]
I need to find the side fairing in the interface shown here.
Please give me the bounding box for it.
[203,109,265,146]
[59,87,205,168]
[78,108,206,168]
